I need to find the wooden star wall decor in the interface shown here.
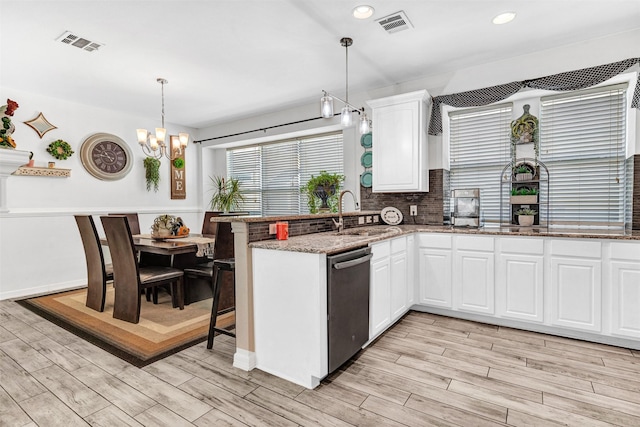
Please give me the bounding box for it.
[24,112,57,139]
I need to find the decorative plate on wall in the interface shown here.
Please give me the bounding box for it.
[360,151,372,168]
[360,171,372,188]
[381,206,403,225]
[360,132,372,148]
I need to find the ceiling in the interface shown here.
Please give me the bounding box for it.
[2,1,639,129]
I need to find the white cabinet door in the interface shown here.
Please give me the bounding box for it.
[367,90,429,192]
[453,236,495,315]
[496,237,544,323]
[390,250,407,321]
[496,253,544,322]
[609,242,640,338]
[549,240,602,333]
[370,242,391,338]
[454,250,495,315]
[418,248,452,308]
[406,235,415,306]
[550,257,602,332]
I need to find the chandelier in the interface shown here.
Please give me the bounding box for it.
[136,78,189,160]
[320,37,371,134]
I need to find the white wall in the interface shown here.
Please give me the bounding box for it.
[2,28,639,300]
[0,88,201,299]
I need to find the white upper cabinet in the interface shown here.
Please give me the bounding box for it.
[367,90,430,192]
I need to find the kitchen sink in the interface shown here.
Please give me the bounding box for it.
[332,226,401,237]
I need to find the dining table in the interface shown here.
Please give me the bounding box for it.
[100,233,217,304]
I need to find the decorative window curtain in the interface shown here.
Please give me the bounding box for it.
[429,58,640,135]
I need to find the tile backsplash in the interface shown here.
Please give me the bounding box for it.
[360,169,448,225]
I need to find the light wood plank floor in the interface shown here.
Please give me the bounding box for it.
[2,299,640,426]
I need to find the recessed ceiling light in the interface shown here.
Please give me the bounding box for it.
[492,12,516,25]
[353,5,375,19]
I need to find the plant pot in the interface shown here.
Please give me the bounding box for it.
[27,159,34,167]
[511,195,537,204]
[313,184,336,212]
[518,215,535,226]
[515,173,533,181]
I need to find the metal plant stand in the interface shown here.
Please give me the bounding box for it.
[499,158,549,229]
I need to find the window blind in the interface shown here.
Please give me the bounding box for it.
[227,132,343,216]
[449,104,512,223]
[540,84,627,227]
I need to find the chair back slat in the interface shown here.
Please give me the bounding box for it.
[201,211,220,237]
[108,212,141,235]
[75,215,108,311]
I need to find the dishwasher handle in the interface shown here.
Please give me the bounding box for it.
[332,253,373,270]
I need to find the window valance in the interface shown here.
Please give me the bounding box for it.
[428,57,640,135]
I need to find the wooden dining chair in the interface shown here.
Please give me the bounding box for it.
[101,215,185,324]
[184,221,236,332]
[201,211,221,237]
[74,215,114,312]
[108,213,141,234]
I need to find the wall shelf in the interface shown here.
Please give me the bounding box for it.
[13,166,71,178]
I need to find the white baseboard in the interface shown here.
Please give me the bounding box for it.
[233,348,257,371]
[0,280,86,301]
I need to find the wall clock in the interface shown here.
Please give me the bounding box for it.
[80,133,133,180]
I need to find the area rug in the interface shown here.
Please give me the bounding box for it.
[17,285,234,367]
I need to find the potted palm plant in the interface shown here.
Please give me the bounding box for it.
[515,208,537,226]
[209,175,245,213]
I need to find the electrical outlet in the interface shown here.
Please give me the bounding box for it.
[366,216,372,224]
[373,215,379,223]
[358,216,365,225]
[269,223,277,234]
[410,205,417,216]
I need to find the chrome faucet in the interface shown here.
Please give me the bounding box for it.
[332,190,359,232]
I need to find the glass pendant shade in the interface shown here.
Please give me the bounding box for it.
[341,106,352,126]
[149,135,158,150]
[136,129,148,145]
[179,132,189,148]
[321,95,334,118]
[359,114,370,134]
[155,127,167,144]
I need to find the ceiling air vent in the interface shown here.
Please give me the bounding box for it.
[55,31,104,52]
[375,11,413,34]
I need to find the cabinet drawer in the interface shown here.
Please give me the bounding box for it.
[551,239,601,258]
[418,233,452,249]
[610,242,640,260]
[456,235,494,252]
[391,236,407,253]
[500,237,544,255]
[370,240,390,260]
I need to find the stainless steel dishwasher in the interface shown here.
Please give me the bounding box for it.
[327,246,372,373]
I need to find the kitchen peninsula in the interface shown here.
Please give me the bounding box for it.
[214,213,640,388]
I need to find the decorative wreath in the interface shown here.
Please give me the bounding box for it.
[172,157,185,169]
[46,139,74,160]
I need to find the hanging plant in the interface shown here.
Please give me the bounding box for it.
[46,139,74,160]
[143,157,161,192]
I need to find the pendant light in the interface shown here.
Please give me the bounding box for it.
[320,37,371,134]
[137,78,189,160]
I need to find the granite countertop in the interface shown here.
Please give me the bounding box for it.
[209,211,380,223]
[249,224,640,254]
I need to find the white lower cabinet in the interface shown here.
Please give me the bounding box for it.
[390,237,408,321]
[369,236,411,339]
[370,240,391,338]
[418,234,453,308]
[549,239,602,333]
[453,236,495,315]
[496,237,544,322]
[610,242,640,339]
